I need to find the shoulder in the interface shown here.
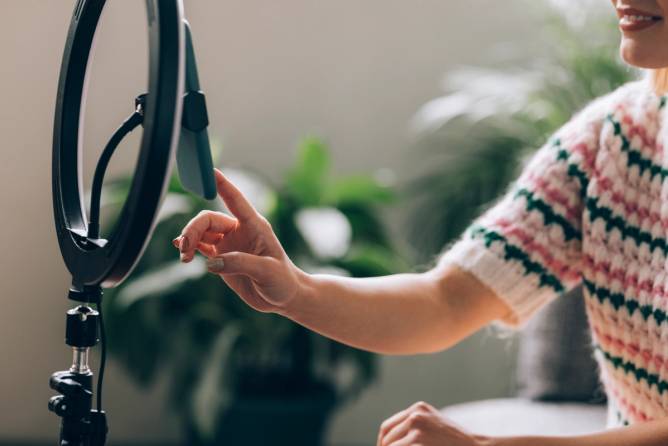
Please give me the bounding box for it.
[556,79,657,141]
[576,78,658,124]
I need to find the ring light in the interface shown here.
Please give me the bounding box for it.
[53,0,183,288]
[49,1,216,444]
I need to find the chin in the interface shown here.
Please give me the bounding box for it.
[619,38,668,69]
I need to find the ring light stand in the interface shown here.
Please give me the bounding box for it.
[50,1,215,444]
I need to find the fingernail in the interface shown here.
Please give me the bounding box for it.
[172,237,180,248]
[206,258,225,272]
[181,236,190,251]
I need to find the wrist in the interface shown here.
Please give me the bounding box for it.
[278,266,318,319]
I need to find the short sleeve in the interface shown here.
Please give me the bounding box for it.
[438,89,621,327]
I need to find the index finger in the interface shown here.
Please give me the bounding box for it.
[214,169,258,222]
[179,210,237,262]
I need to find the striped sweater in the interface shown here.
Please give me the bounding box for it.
[440,78,668,427]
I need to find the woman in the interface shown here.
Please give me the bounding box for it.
[173,1,668,444]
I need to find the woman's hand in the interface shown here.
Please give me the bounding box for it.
[173,169,307,314]
[377,401,491,446]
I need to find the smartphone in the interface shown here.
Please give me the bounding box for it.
[176,20,217,200]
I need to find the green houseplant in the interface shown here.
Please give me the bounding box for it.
[101,138,403,445]
[406,2,637,260]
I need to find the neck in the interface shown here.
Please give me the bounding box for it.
[652,68,668,95]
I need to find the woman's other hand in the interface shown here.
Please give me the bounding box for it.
[377,401,491,446]
[173,169,307,314]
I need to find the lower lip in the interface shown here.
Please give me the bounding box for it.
[619,17,662,32]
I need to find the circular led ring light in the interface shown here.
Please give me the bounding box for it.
[52,0,185,288]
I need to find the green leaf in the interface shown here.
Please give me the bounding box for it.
[285,138,331,205]
[343,207,391,247]
[324,175,395,206]
[115,258,208,309]
[336,244,406,277]
[155,193,196,224]
[168,172,189,195]
[191,324,242,439]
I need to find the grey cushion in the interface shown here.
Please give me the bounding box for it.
[516,285,605,403]
[442,398,607,436]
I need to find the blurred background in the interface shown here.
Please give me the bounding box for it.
[0,1,634,445]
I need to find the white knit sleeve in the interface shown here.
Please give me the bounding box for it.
[437,82,639,327]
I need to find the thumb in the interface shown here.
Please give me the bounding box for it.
[206,252,273,280]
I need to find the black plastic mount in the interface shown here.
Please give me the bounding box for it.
[66,306,99,347]
[49,299,107,446]
[49,371,99,444]
[52,0,185,288]
[49,358,108,446]
[68,283,103,305]
[182,90,209,132]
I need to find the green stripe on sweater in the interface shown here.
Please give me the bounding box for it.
[583,279,667,325]
[595,345,668,395]
[585,195,668,256]
[553,139,589,199]
[607,115,668,182]
[514,188,581,241]
[469,225,564,293]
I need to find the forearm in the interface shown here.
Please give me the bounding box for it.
[179,170,512,355]
[489,419,668,446]
[283,264,509,355]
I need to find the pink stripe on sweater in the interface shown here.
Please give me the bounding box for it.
[585,300,664,345]
[571,141,597,173]
[591,167,668,230]
[615,105,660,155]
[592,325,668,375]
[582,253,667,300]
[601,361,668,415]
[608,385,651,423]
[604,361,667,418]
[623,116,658,153]
[558,131,597,173]
[493,218,581,283]
[524,171,580,222]
[594,166,657,200]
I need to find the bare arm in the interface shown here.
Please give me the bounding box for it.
[286,263,511,355]
[185,171,668,446]
[176,169,511,355]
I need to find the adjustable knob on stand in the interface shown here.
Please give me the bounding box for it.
[49,287,107,446]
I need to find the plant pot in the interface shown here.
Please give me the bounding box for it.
[187,394,337,446]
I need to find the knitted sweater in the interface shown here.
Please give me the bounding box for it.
[440,78,668,427]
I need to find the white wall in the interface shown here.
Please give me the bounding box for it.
[0,1,539,444]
